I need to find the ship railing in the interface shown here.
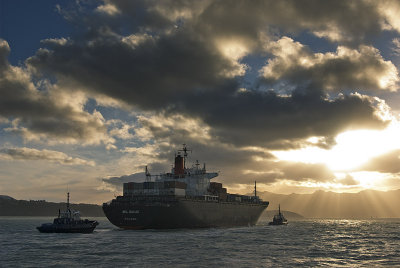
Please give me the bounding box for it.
[182,194,219,202]
[113,195,180,203]
[203,195,219,202]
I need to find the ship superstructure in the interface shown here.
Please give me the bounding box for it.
[124,145,219,198]
[103,145,269,229]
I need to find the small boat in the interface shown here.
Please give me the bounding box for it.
[269,204,288,225]
[37,192,99,233]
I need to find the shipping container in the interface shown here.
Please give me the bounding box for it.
[209,182,222,190]
[143,182,155,189]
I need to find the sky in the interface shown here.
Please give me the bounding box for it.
[2,0,400,204]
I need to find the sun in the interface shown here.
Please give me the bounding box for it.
[272,121,400,172]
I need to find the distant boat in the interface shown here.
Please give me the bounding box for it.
[269,204,288,225]
[36,192,98,233]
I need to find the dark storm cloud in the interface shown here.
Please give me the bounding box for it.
[98,0,206,31]
[200,0,386,45]
[0,40,10,69]
[26,13,388,148]
[181,89,387,147]
[136,89,386,148]
[108,0,385,45]
[28,30,239,110]
[360,150,400,173]
[0,40,110,144]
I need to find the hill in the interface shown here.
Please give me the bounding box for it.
[0,195,16,201]
[0,197,104,217]
[258,189,400,219]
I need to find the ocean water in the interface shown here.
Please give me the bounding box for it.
[0,217,399,267]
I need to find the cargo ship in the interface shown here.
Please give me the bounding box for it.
[103,145,269,229]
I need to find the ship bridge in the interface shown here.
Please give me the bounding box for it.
[155,145,219,196]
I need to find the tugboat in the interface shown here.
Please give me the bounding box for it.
[37,192,99,233]
[269,204,288,225]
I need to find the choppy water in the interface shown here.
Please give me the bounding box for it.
[1,217,399,267]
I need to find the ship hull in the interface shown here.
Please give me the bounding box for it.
[268,221,288,226]
[103,196,268,229]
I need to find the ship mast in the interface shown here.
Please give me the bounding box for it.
[67,192,70,210]
[254,181,257,198]
[145,166,151,182]
[178,144,191,169]
[67,192,71,218]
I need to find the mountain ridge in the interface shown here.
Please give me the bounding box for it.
[0,197,104,217]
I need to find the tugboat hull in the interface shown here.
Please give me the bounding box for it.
[36,222,99,233]
[268,221,288,226]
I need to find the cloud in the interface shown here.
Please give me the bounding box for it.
[232,160,336,185]
[0,147,95,166]
[0,116,9,125]
[106,0,389,44]
[275,161,335,182]
[3,0,400,202]
[16,2,391,151]
[27,30,389,148]
[136,0,400,44]
[392,38,400,56]
[261,37,399,92]
[0,39,113,145]
[361,149,400,173]
[109,121,336,186]
[2,1,397,192]
[102,172,146,187]
[102,148,336,188]
[376,0,400,33]
[107,120,135,140]
[186,90,387,147]
[134,114,213,144]
[95,3,120,16]
[28,30,242,111]
[339,174,359,186]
